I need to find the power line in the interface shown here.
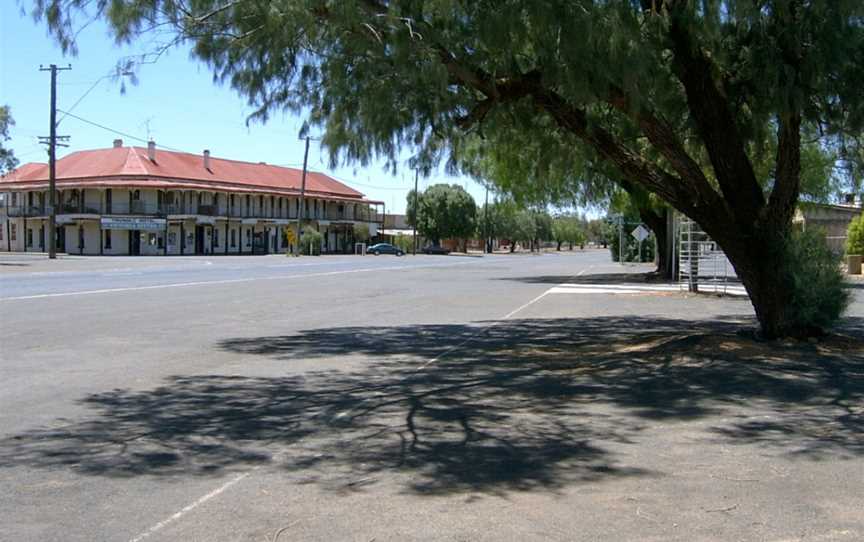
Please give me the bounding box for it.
[55,109,187,152]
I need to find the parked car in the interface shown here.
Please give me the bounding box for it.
[422,245,451,255]
[368,243,404,256]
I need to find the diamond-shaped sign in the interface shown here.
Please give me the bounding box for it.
[631,224,650,242]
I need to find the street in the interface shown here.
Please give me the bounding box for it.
[1,250,863,541]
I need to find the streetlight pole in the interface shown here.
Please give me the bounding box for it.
[294,136,310,256]
[483,185,490,253]
[39,63,71,260]
[412,169,419,255]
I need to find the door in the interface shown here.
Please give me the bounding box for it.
[252,230,267,254]
[56,225,66,252]
[195,225,205,254]
[105,189,112,214]
[129,230,141,255]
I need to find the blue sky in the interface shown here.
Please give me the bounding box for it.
[0,3,488,213]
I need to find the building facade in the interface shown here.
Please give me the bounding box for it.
[0,141,383,255]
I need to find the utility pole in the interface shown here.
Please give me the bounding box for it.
[294,136,310,256]
[412,169,419,255]
[39,64,71,259]
[483,186,490,253]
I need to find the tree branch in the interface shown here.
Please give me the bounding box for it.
[667,2,765,226]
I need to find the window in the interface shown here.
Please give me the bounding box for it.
[11,192,17,206]
[132,190,141,201]
[104,229,112,249]
[148,232,157,246]
[27,228,33,247]
[230,228,236,247]
[11,223,17,241]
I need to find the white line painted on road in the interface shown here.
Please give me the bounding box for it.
[548,283,748,296]
[128,471,252,542]
[0,261,479,301]
[416,267,591,370]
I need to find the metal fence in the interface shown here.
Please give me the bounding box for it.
[676,215,739,294]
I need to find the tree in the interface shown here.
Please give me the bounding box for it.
[552,216,586,251]
[0,105,18,175]
[477,199,519,252]
[36,1,864,337]
[406,183,476,247]
[352,223,371,244]
[300,229,323,256]
[847,214,864,256]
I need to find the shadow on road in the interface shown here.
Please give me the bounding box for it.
[2,316,862,496]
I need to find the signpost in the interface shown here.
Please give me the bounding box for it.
[631,224,650,263]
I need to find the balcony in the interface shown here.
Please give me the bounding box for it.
[58,203,101,214]
[6,206,46,217]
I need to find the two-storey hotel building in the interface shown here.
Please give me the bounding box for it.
[0,140,383,255]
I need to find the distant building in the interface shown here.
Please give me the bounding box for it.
[793,199,862,254]
[0,140,383,255]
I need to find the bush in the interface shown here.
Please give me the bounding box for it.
[608,227,654,263]
[300,230,323,256]
[784,229,850,334]
[846,213,864,256]
[394,234,413,253]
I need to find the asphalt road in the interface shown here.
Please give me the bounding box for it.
[1,250,862,541]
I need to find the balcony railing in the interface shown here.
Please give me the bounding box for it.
[4,201,379,221]
[6,205,46,217]
[58,203,101,214]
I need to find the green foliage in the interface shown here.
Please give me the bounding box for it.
[393,233,413,253]
[783,229,850,334]
[31,0,864,336]
[0,105,18,175]
[552,216,585,249]
[300,229,323,256]
[352,223,370,243]
[584,219,610,247]
[406,183,476,244]
[608,222,655,263]
[846,213,864,255]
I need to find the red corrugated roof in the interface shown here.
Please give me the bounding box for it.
[1,146,373,201]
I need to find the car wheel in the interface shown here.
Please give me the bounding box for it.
[398,251,404,256]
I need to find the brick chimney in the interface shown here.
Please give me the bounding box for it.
[203,149,211,170]
[113,138,123,148]
[147,140,156,162]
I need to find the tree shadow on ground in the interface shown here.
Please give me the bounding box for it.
[1,317,862,496]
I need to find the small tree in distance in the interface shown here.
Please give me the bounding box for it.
[407,184,476,249]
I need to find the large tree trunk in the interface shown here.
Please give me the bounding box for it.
[638,205,673,280]
[701,208,807,339]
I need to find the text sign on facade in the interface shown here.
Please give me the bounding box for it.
[101,217,166,231]
[631,224,650,242]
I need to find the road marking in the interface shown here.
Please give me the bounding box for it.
[416,267,590,370]
[128,471,252,542]
[0,260,479,301]
[548,283,748,296]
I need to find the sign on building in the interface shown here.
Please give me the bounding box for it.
[101,217,166,230]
